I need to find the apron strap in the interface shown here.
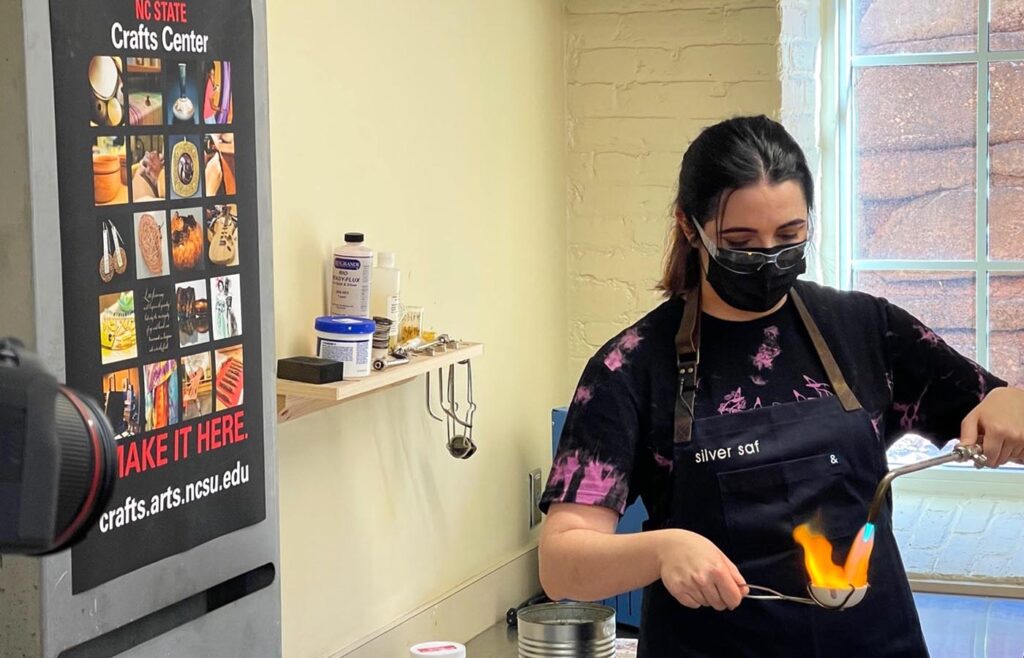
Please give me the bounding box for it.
[673,288,701,444]
[789,288,862,412]
[672,286,863,443]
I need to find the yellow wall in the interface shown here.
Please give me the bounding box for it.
[266,2,566,656]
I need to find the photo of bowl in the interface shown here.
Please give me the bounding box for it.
[88,56,125,127]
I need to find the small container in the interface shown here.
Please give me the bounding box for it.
[399,306,423,343]
[314,316,376,378]
[409,641,465,657]
[371,316,392,360]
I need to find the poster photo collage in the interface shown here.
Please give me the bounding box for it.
[91,54,244,441]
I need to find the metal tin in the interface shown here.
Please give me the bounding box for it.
[517,602,616,657]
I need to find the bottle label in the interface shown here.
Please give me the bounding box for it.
[334,257,361,271]
[330,255,373,316]
[386,295,401,336]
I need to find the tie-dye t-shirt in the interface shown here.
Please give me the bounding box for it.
[540,281,1006,528]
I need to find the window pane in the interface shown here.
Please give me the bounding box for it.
[990,273,1024,387]
[854,271,977,359]
[855,0,977,55]
[989,62,1024,260]
[991,0,1024,51]
[854,65,977,260]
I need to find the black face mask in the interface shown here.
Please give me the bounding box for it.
[704,245,807,313]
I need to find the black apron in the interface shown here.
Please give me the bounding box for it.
[638,289,930,657]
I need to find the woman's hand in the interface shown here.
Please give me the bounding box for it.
[960,387,1024,467]
[657,529,748,611]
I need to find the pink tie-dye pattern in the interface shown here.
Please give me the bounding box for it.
[752,326,782,371]
[803,375,834,398]
[914,323,942,346]
[718,388,748,414]
[574,460,626,506]
[547,453,581,498]
[547,451,626,510]
[973,363,990,402]
[574,385,594,405]
[870,413,883,440]
[750,375,767,386]
[892,399,922,431]
[617,327,643,352]
[604,349,625,372]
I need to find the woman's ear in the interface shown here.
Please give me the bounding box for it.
[675,208,698,247]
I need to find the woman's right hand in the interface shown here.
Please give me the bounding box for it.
[657,529,749,611]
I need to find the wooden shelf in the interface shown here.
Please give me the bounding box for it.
[276,342,484,423]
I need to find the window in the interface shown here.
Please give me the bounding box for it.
[834,0,1024,467]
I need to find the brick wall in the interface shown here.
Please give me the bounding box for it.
[565,0,782,381]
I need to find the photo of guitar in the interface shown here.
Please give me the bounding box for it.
[206,204,238,266]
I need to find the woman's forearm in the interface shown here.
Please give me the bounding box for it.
[539,527,666,602]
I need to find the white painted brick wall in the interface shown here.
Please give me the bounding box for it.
[565,0,782,378]
[893,488,1024,585]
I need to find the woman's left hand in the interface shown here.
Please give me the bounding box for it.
[960,387,1024,467]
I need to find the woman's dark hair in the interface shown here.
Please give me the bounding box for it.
[659,115,814,297]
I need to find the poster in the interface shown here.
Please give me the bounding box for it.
[48,0,265,593]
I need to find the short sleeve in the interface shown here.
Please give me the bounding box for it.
[883,300,1007,447]
[539,354,642,517]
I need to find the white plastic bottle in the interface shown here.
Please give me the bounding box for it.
[329,233,374,317]
[370,251,401,349]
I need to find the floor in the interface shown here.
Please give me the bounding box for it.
[463,592,1024,657]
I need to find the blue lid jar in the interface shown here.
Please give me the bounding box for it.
[314,316,376,335]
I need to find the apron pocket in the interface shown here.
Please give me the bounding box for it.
[717,453,863,562]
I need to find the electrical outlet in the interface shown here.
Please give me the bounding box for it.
[528,468,543,529]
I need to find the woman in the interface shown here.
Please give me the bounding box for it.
[538,115,1024,657]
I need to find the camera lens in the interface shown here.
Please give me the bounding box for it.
[49,388,117,551]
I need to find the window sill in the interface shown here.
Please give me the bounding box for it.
[891,464,1024,498]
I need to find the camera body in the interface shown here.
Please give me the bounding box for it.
[0,338,117,554]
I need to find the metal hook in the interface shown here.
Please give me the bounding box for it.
[426,370,444,422]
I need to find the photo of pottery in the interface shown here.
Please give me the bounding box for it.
[214,345,244,411]
[176,280,210,348]
[125,58,163,126]
[133,210,170,279]
[180,352,213,421]
[169,134,202,199]
[205,204,239,267]
[204,133,236,197]
[202,60,234,125]
[143,359,179,431]
[88,55,124,127]
[97,216,131,284]
[129,134,166,202]
[99,291,138,365]
[165,60,199,125]
[170,208,205,273]
[92,136,128,206]
[102,367,141,440]
[211,274,242,341]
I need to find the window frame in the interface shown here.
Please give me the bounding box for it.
[822,0,1023,475]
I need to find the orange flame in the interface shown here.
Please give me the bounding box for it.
[793,523,874,589]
